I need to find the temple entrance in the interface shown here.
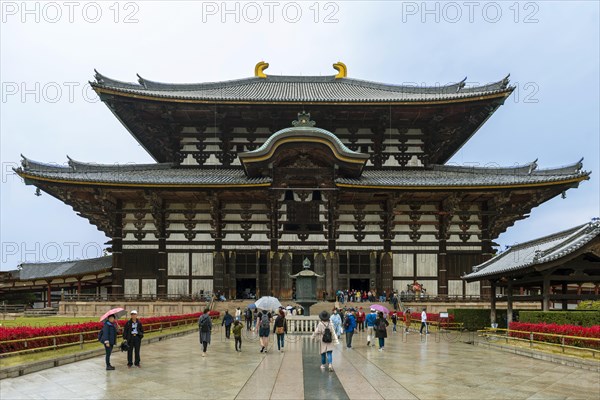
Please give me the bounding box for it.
[350,278,370,292]
[236,279,256,299]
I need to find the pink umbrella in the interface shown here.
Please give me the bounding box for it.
[99,307,126,322]
[371,304,390,315]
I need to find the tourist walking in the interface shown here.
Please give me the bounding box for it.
[222,310,234,339]
[343,309,357,348]
[390,312,398,333]
[232,320,244,352]
[273,310,287,352]
[198,308,212,357]
[258,310,271,353]
[330,308,343,337]
[99,314,117,370]
[311,310,339,372]
[123,310,144,368]
[404,309,411,333]
[245,308,253,331]
[235,307,241,321]
[420,308,428,335]
[375,311,389,351]
[356,307,366,332]
[365,308,377,346]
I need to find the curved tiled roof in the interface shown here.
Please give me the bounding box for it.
[238,126,369,161]
[463,221,600,281]
[91,71,513,103]
[16,156,588,189]
[17,256,112,280]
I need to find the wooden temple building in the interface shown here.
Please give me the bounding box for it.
[12,62,590,301]
[464,220,600,321]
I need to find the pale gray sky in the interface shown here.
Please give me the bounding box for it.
[1,1,599,269]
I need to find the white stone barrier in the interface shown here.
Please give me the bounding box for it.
[285,315,320,333]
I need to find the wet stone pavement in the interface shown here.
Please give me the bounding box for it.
[1,327,598,399]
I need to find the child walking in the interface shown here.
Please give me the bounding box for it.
[232,320,244,352]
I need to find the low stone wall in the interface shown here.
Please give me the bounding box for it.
[59,300,540,317]
[59,301,208,317]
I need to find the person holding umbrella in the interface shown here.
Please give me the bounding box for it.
[100,314,118,370]
[123,310,144,368]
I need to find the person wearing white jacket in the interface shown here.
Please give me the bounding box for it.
[311,310,339,372]
[420,308,428,334]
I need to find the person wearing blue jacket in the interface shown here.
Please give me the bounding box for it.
[365,309,377,347]
[100,314,117,370]
[221,310,234,339]
[343,309,357,348]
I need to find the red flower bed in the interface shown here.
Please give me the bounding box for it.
[0,311,220,354]
[509,322,600,349]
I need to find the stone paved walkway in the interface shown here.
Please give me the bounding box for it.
[1,329,598,399]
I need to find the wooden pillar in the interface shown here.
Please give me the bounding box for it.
[111,199,124,297]
[281,252,292,299]
[479,202,494,298]
[325,252,334,299]
[46,281,52,308]
[490,280,497,325]
[370,251,378,293]
[542,274,550,311]
[595,283,599,296]
[315,252,325,298]
[270,252,281,297]
[255,250,261,299]
[381,252,393,295]
[228,251,236,299]
[561,283,568,310]
[77,279,82,300]
[213,252,225,293]
[506,284,513,325]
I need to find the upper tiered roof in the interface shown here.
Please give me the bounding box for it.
[92,70,512,104]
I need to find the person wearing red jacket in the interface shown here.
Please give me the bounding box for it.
[356,307,366,332]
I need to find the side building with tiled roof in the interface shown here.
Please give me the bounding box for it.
[14,62,591,301]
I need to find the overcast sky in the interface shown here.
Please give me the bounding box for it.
[1,1,599,269]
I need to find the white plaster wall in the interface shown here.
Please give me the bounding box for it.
[192,253,213,276]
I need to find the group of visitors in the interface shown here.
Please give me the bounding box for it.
[99,303,430,372]
[99,310,145,370]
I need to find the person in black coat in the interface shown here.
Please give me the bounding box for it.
[221,310,234,339]
[123,310,144,368]
[374,311,390,351]
[100,315,118,370]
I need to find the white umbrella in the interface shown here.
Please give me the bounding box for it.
[254,296,282,311]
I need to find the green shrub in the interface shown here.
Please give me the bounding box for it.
[576,300,600,311]
[448,309,517,331]
[519,311,600,327]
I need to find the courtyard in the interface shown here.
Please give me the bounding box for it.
[1,328,598,400]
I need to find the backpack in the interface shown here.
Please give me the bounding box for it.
[377,319,387,331]
[343,316,350,329]
[322,323,333,343]
[199,316,210,333]
[98,329,103,342]
[261,314,270,329]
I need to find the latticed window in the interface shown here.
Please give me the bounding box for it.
[284,201,321,232]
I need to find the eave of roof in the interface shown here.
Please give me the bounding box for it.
[15,157,589,190]
[90,70,514,105]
